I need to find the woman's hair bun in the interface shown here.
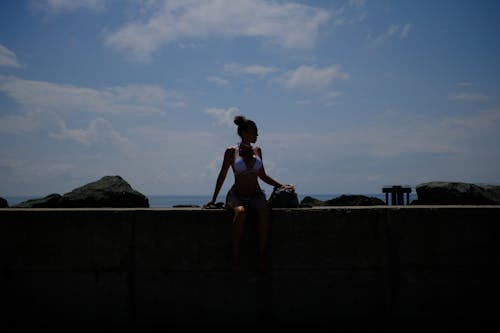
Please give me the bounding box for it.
[234,115,246,126]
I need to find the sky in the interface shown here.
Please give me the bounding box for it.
[0,0,499,197]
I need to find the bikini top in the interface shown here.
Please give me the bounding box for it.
[233,144,263,175]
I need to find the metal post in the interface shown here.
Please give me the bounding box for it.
[382,185,412,206]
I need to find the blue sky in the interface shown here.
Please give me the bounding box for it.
[1,0,499,197]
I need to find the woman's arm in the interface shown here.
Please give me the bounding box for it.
[258,170,282,188]
[205,148,233,207]
[255,147,284,188]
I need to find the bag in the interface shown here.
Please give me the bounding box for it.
[268,186,299,208]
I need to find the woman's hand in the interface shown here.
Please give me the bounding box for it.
[203,200,215,209]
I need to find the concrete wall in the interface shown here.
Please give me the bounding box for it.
[0,207,498,327]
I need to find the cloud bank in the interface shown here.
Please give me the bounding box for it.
[105,0,330,61]
[0,76,184,115]
[284,64,349,90]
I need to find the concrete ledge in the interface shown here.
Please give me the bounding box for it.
[1,207,499,326]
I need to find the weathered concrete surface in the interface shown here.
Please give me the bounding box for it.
[0,207,498,327]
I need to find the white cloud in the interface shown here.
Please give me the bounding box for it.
[443,107,500,129]
[204,106,240,126]
[400,23,412,38]
[324,91,344,99]
[448,92,490,102]
[321,91,344,106]
[223,63,280,78]
[332,0,366,27]
[283,64,349,90]
[50,117,132,149]
[0,108,132,151]
[294,91,344,107]
[0,110,63,135]
[32,0,108,14]
[0,44,23,68]
[368,23,412,45]
[207,76,229,86]
[0,108,133,156]
[105,0,330,61]
[0,76,185,157]
[0,76,184,115]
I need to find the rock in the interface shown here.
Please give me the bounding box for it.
[13,194,62,208]
[13,176,149,208]
[481,184,500,203]
[415,182,500,205]
[299,195,385,207]
[59,175,149,208]
[299,196,325,207]
[0,197,8,208]
[324,195,385,206]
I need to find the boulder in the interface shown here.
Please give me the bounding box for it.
[59,175,149,208]
[481,184,500,203]
[299,195,385,207]
[415,182,500,205]
[0,197,8,208]
[299,196,325,207]
[324,195,385,206]
[13,176,149,208]
[13,194,62,208]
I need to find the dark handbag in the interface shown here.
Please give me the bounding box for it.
[268,186,299,208]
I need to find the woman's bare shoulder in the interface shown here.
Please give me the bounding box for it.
[224,146,237,156]
[226,145,237,152]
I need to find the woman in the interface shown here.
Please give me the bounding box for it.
[204,115,294,271]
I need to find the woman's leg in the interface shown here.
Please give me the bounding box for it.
[232,205,246,270]
[257,205,270,272]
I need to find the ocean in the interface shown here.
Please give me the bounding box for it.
[4,193,418,208]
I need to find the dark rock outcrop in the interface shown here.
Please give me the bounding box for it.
[300,194,385,207]
[299,196,325,208]
[59,176,149,208]
[415,182,500,205]
[324,195,385,206]
[0,197,8,208]
[13,194,62,208]
[13,176,149,208]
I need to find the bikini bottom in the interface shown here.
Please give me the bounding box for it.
[225,188,267,211]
